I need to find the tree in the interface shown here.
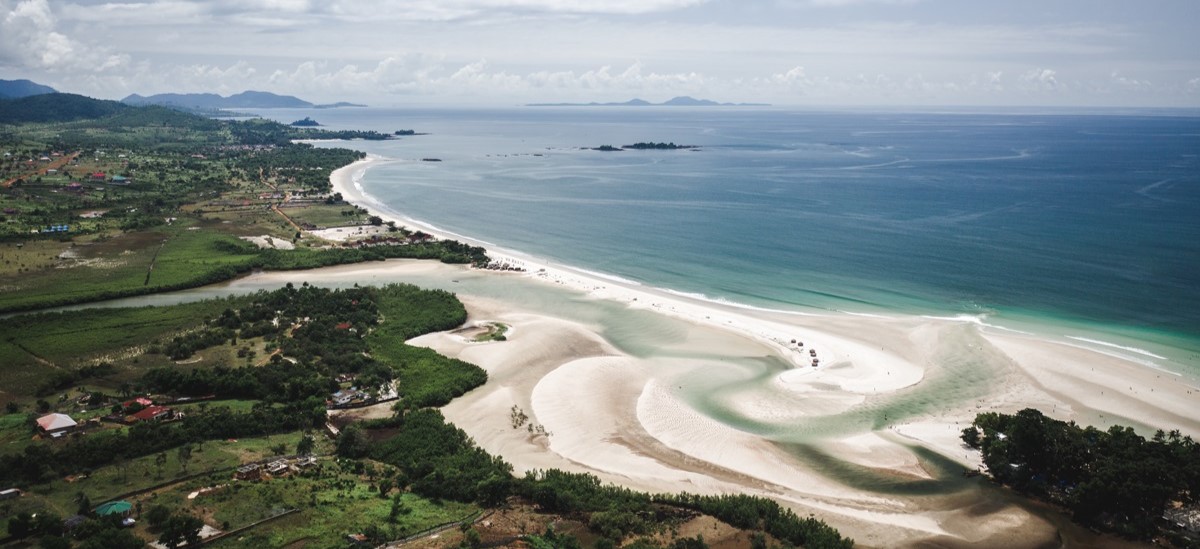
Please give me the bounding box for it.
[461,527,482,548]
[75,490,92,516]
[296,434,315,456]
[960,426,981,448]
[77,527,145,549]
[336,423,369,458]
[145,505,172,529]
[155,451,168,478]
[158,514,204,548]
[177,444,193,474]
[39,535,71,549]
[8,512,33,538]
[510,405,528,429]
[30,512,63,537]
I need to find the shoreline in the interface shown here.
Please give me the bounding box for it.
[325,155,1200,546]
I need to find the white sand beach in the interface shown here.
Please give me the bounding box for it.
[321,157,1200,547]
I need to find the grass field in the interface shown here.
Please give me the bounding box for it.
[0,297,247,404]
[0,239,74,276]
[203,473,477,549]
[0,222,262,313]
[282,203,362,229]
[0,430,317,534]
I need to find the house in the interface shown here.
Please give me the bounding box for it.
[1165,505,1200,534]
[347,533,369,544]
[266,460,290,476]
[122,397,153,411]
[36,413,77,435]
[235,463,262,481]
[296,456,318,469]
[63,514,87,531]
[0,488,21,500]
[89,172,106,181]
[110,175,130,185]
[130,405,172,422]
[329,388,361,408]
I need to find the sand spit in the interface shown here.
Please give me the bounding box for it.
[317,156,1195,547]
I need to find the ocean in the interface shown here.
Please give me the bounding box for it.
[258,106,1200,375]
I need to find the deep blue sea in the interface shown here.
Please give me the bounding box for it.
[257,106,1200,371]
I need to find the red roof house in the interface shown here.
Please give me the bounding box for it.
[122,397,153,410]
[130,406,172,422]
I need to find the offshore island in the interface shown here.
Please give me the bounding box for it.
[0,88,1197,549]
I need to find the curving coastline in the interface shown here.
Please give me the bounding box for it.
[326,155,1200,547]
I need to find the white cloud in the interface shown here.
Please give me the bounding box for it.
[797,0,923,6]
[8,1,1199,107]
[0,0,129,72]
[1020,68,1059,92]
[1110,71,1150,91]
[60,0,709,24]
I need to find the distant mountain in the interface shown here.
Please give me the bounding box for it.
[314,102,368,109]
[0,93,128,124]
[527,96,769,107]
[0,79,58,99]
[122,90,316,109]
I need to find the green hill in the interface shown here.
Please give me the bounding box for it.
[0,93,128,124]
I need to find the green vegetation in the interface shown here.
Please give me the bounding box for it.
[351,413,853,548]
[364,409,512,504]
[204,475,475,548]
[0,297,247,401]
[368,285,488,409]
[963,408,1200,540]
[475,322,509,342]
[0,94,127,124]
[0,224,489,314]
[289,117,320,127]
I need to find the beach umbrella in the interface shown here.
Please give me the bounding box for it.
[94,500,132,516]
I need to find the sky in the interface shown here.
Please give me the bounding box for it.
[1,0,1198,107]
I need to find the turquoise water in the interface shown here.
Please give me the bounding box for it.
[259,106,1200,374]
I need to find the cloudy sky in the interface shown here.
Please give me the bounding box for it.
[2,0,1198,107]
